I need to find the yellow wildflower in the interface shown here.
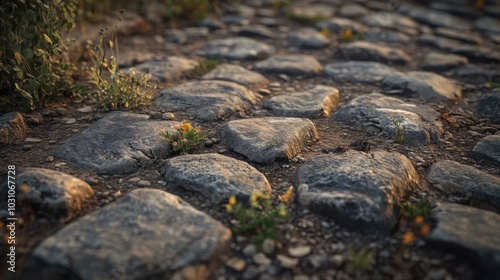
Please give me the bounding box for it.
[420,224,431,236]
[278,204,287,217]
[415,216,424,224]
[278,186,294,203]
[228,195,237,206]
[340,28,353,42]
[321,26,331,37]
[181,122,192,132]
[225,204,233,213]
[402,232,415,244]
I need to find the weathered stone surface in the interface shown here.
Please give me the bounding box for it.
[476,94,500,124]
[0,112,28,145]
[264,85,340,118]
[0,168,93,220]
[134,56,198,82]
[364,28,410,44]
[253,55,322,77]
[27,189,231,280]
[160,153,271,203]
[418,35,500,63]
[336,41,411,65]
[381,71,462,101]
[294,150,419,233]
[54,112,175,175]
[233,25,275,39]
[287,4,335,20]
[154,80,260,122]
[338,3,369,18]
[323,61,399,84]
[317,18,366,34]
[406,7,470,30]
[427,160,500,212]
[475,17,500,35]
[451,65,500,82]
[362,12,420,36]
[218,118,319,164]
[198,37,272,60]
[429,2,481,19]
[428,202,500,278]
[421,52,468,72]
[435,27,483,45]
[287,28,329,50]
[202,64,269,89]
[332,93,445,146]
[470,135,500,165]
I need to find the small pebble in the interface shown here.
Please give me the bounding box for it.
[162,113,175,120]
[277,254,299,268]
[258,88,272,95]
[128,177,141,183]
[225,257,246,272]
[253,253,271,266]
[137,180,151,187]
[25,137,42,143]
[288,245,311,258]
[262,238,275,255]
[243,244,257,257]
[278,74,290,81]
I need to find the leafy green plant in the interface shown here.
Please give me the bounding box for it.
[347,247,377,271]
[285,12,327,25]
[0,0,78,112]
[226,189,291,249]
[85,19,155,110]
[401,200,431,218]
[487,82,500,88]
[160,121,207,154]
[390,116,407,144]
[191,59,221,76]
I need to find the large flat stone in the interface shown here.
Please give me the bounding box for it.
[323,61,399,85]
[420,52,468,72]
[427,160,500,213]
[294,151,419,233]
[160,153,271,203]
[54,112,175,175]
[381,71,462,101]
[428,202,500,278]
[154,80,261,122]
[197,37,272,61]
[316,18,366,34]
[202,64,269,89]
[470,135,500,165]
[264,85,340,118]
[336,41,411,65]
[0,112,28,145]
[287,28,330,50]
[253,55,322,77]
[133,56,198,82]
[26,189,231,280]
[0,168,93,220]
[362,12,419,35]
[218,118,319,164]
[332,93,445,146]
[476,94,500,124]
[406,7,471,30]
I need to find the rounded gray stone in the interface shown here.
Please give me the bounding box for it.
[435,27,483,45]
[202,64,269,89]
[332,93,445,146]
[54,111,176,174]
[154,80,261,122]
[264,85,340,118]
[475,17,500,35]
[420,52,468,72]
[336,41,411,65]
[381,71,462,101]
[427,160,500,213]
[452,66,500,83]
[218,117,319,164]
[197,37,272,61]
[133,56,198,82]
[233,25,275,39]
[476,95,500,124]
[27,189,231,280]
[287,28,330,50]
[323,61,399,84]
[362,12,420,36]
[364,28,410,44]
[287,4,335,20]
[294,150,419,233]
[253,55,323,77]
[0,168,94,220]
[0,112,28,145]
[161,153,271,203]
[338,3,369,18]
[470,135,500,165]
[406,7,470,30]
[316,18,366,34]
[428,202,500,278]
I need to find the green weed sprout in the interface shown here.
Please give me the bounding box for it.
[160,121,206,154]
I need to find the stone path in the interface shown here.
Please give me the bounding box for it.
[1,1,500,279]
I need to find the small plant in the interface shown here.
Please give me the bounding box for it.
[160,121,206,154]
[487,82,500,88]
[339,28,365,43]
[348,247,377,271]
[390,116,407,144]
[191,59,221,76]
[226,189,291,249]
[85,16,156,110]
[401,200,431,218]
[285,12,327,25]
